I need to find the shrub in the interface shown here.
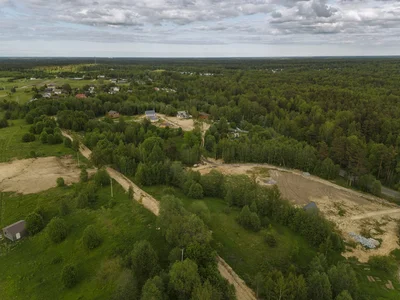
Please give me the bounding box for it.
[94,168,110,186]
[80,168,88,183]
[82,225,102,250]
[64,137,72,148]
[237,206,260,231]
[190,201,211,224]
[61,264,78,288]
[26,212,44,235]
[47,217,68,243]
[22,133,35,142]
[57,177,65,187]
[265,233,277,247]
[59,200,70,216]
[368,255,397,273]
[188,182,204,199]
[0,118,8,128]
[76,193,89,208]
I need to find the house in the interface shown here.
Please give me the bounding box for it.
[76,93,87,99]
[109,86,120,94]
[177,111,191,119]
[53,89,62,95]
[198,112,210,120]
[42,92,52,98]
[108,110,120,119]
[88,86,95,94]
[145,110,158,122]
[2,220,27,241]
[303,202,319,214]
[97,75,105,79]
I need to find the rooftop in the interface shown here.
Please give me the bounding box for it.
[3,220,26,234]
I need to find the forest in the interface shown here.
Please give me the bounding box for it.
[1,57,400,299]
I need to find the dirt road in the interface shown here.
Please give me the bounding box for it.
[61,130,256,300]
[351,209,400,220]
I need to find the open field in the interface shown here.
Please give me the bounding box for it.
[196,161,400,262]
[0,119,75,162]
[0,183,170,300]
[0,156,93,194]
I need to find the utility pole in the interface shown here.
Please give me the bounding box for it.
[110,178,114,198]
[181,248,184,262]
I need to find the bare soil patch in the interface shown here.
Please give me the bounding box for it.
[196,162,400,262]
[0,156,82,194]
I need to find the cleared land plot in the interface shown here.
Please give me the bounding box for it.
[196,162,400,262]
[0,156,86,194]
[0,119,75,162]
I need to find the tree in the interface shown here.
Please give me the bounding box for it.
[82,225,102,250]
[64,137,72,148]
[307,272,332,300]
[76,193,89,208]
[335,290,353,300]
[0,118,8,128]
[80,168,89,183]
[141,276,164,300]
[61,264,78,288]
[22,133,35,142]
[26,212,44,235]
[59,200,70,216]
[40,131,48,143]
[47,217,68,243]
[169,259,201,300]
[57,177,65,187]
[328,263,358,299]
[192,280,214,300]
[131,240,159,287]
[94,168,110,186]
[188,182,204,199]
[265,233,277,247]
[190,201,211,224]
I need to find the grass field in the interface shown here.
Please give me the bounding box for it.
[142,185,317,282]
[0,182,171,300]
[0,119,76,162]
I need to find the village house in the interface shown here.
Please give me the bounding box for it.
[53,89,62,95]
[145,110,158,122]
[42,92,52,98]
[107,110,120,118]
[109,86,120,94]
[198,112,210,120]
[2,220,27,241]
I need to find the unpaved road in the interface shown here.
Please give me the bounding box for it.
[61,130,256,300]
[351,209,400,220]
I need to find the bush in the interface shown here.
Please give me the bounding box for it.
[76,193,89,208]
[22,133,35,142]
[190,201,211,224]
[368,255,397,273]
[188,182,204,199]
[80,168,88,183]
[82,225,102,250]
[265,233,277,247]
[47,217,68,243]
[59,200,70,216]
[0,118,8,128]
[94,168,110,186]
[64,137,72,148]
[26,212,44,235]
[57,177,65,187]
[61,264,78,288]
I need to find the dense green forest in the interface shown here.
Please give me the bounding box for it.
[1,58,400,299]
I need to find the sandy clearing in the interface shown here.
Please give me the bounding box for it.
[0,156,82,194]
[157,114,195,131]
[196,161,400,262]
[61,130,255,300]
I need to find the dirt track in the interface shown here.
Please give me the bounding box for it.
[0,156,82,194]
[196,160,400,262]
[61,130,256,300]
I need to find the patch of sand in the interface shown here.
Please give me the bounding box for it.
[197,161,400,262]
[0,156,82,194]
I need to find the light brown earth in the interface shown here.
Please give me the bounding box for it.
[0,156,82,194]
[61,130,256,300]
[196,160,400,262]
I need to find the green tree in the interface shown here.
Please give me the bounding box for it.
[57,177,65,187]
[328,263,358,299]
[64,137,72,148]
[94,168,110,186]
[188,182,204,199]
[59,200,70,216]
[22,133,35,142]
[47,217,68,243]
[141,276,164,300]
[80,168,89,183]
[169,259,201,300]
[192,280,214,300]
[190,201,211,224]
[26,212,44,235]
[76,193,89,208]
[131,240,159,287]
[61,264,78,288]
[307,272,332,300]
[82,225,102,250]
[335,290,353,300]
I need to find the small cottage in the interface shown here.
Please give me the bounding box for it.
[145,110,158,122]
[2,220,27,241]
[108,110,120,118]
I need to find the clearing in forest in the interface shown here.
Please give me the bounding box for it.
[196,161,400,262]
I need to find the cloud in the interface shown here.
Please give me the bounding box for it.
[0,0,400,55]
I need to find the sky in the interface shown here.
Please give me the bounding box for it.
[0,0,400,57]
